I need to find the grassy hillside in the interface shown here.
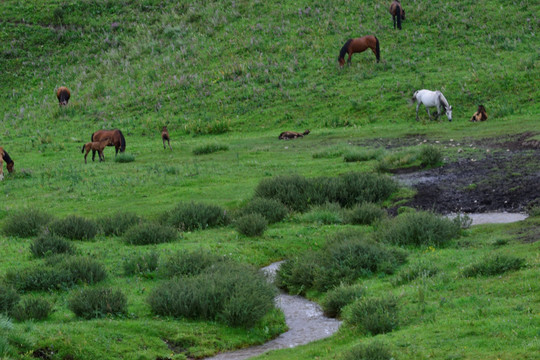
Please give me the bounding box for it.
[0,0,539,359]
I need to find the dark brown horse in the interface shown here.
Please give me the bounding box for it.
[278,130,310,140]
[0,147,14,181]
[389,1,405,30]
[338,36,380,67]
[161,126,172,150]
[57,87,71,106]
[81,138,111,164]
[470,105,488,122]
[91,129,126,161]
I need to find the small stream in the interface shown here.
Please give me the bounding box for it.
[204,261,342,360]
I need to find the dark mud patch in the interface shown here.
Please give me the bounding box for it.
[511,224,540,244]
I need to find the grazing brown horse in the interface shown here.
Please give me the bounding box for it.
[0,147,14,181]
[91,129,126,160]
[338,36,380,67]
[278,130,310,140]
[470,105,488,122]
[161,126,172,150]
[82,138,111,163]
[389,1,405,30]
[57,87,71,106]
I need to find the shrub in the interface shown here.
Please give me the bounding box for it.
[124,223,177,245]
[163,249,224,278]
[275,252,321,295]
[312,146,346,159]
[391,260,439,286]
[11,298,51,321]
[49,215,99,240]
[68,288,127,319]
[342,341,394,360]
[301,203,344,225]
[236,214,267,237]
[346,296,399,335]
[419,145,443,167]
[335,172,398,207]
[377,211,461,247]
[240,198,288,224]
[345,202,386,225]
[462,254,525,277]
[30,233,75,258]
[123,251,160,276]
[5,266,73,292]
[57,256,107,285]
[192,143,229,155]
[343,148,384,163]
[161,202,228,231]
[3,208,53,238]
[114,153,135,163]
[254,175,312,212]
[100,212,141,236]
[322,284,363,318]
[0,286,19,315]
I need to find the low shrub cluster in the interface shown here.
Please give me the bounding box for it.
[114,153,135,163]
[462,254,525,277]
[49,215,99,240]
[100,212,141,236]
[11,298,51,321]
[343,148,384,163]
[184,119,230,135]
[124,223,177,245]
[30,233,75,258]
[346,295,399,335]
[341,341,394,360]
[419,145,443,167]
[68,287,127,319]
[0,285,19,315]
[301,203,344,225]
[123,251,160,276]
[236,213,267,237]
[345,202,386,225]
[391,259,439,286]
[148,262,275,327]
[192,143,229,155]
[161,201,228,231]
[3,208,53,238]
[322,284,364,318]
[240,198,288,224]
[163,249,225,278]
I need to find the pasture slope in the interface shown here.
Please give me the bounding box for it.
[0,1,539,359]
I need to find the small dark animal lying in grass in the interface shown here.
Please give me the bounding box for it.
[278,130,310,140]
[470,105,488,122]
[161,126,172,150]
[56,86,70,106]
[82,138,111,163]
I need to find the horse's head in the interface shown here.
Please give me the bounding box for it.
[303,130,310,136]
[338,56,345,67]
[162,126,168,132]
[6,161,14,173]
[446,106,453,122]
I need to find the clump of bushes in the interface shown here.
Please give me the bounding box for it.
[240,198,288,224]
[11,298,51,322]
[0,285,20,315]
[419,145,443,167]
[148,262,276,327]
[322,284,364,318]
[163,249,225,278]
[56,256,107,285]
[343,148,384,163]
[345,202,386,225]
[30,233,75,258]
[161,201,229,231]
[301,203,344,225]
[254,175,311,212]
[377,211,461,247]
[100,212,141,236]
[391,259,439,286]
[346,295,399,335]
[123,251,160,276]
[3,208,53,238]
[462,254,525,277]
[124,223,177,245]
[49,215,99,240]
[236,214,267,237]
[68,288,127,319]
[341,341,394,360]
[192,143,229,155]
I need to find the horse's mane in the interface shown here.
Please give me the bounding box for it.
[117,129,126,152]
[2,150,13,165]
[339,39,353,60]
[438,92,450,110]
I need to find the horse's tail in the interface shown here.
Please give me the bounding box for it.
[117,129,126,152]
[91,132,95,142]
[375,36,380,62]
[81,144,86,153]
[339,39,352,61]
[396,4,402,29]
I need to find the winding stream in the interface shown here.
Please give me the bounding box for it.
[204,262,342,360]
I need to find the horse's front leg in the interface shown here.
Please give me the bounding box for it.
[347,52,352,65]
[426,107,432,120]
[416,103,420,121]
[92,150,96,162]
[84,151,89,164]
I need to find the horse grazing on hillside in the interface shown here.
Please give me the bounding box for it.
[389,1,405,30]
[57,87,71,106]
[412,89,453,122]
[470,105,488,122]
[0,147,14,181]
[161,126,172,150]
[82,138,111,163]
[278,130,310,140]
[338,36,380,67]
[91,129,126,160]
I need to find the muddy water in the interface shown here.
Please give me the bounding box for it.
[204,262,341,360]
[447,212,528,225]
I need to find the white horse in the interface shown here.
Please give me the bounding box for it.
[412,89,453,122]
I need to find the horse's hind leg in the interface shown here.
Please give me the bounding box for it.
[84,150,89,164]
[393,15,396,29]
[168,140,172,151]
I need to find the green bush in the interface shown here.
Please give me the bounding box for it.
[241,198,288,224]
[163,249,225,278]
[335,172,398,207]
[148,263,275,327]
[462,254,525,277]
[341,341,394,360]
[322,284,364,318]
[343,148,384,162]
[100,212,141,236]
[11,298,51,322]
[114,153,135,163]
[346,296,399,335]
[275,252,321,295]
[5,266,73,292]
[391,260,439,286]
[124,223,177,245]
[161,201,228,231]
[49,215,99,240]
[254,175,312,212]
[56,256,107,285]
[345,202,386,225]
[68,288,127,319]
[236,213,267,237]
[3,208,53,238]
[192,143,229,155]
[30,233,75,258]
[419,145,443,167]
[123,251,159,276]
[0,286,19,315]
[377,211,461,247]
[301,203,344,225]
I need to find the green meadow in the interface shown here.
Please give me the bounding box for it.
[0,0,539,359]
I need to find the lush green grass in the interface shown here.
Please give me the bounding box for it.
[0,0,539,359]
